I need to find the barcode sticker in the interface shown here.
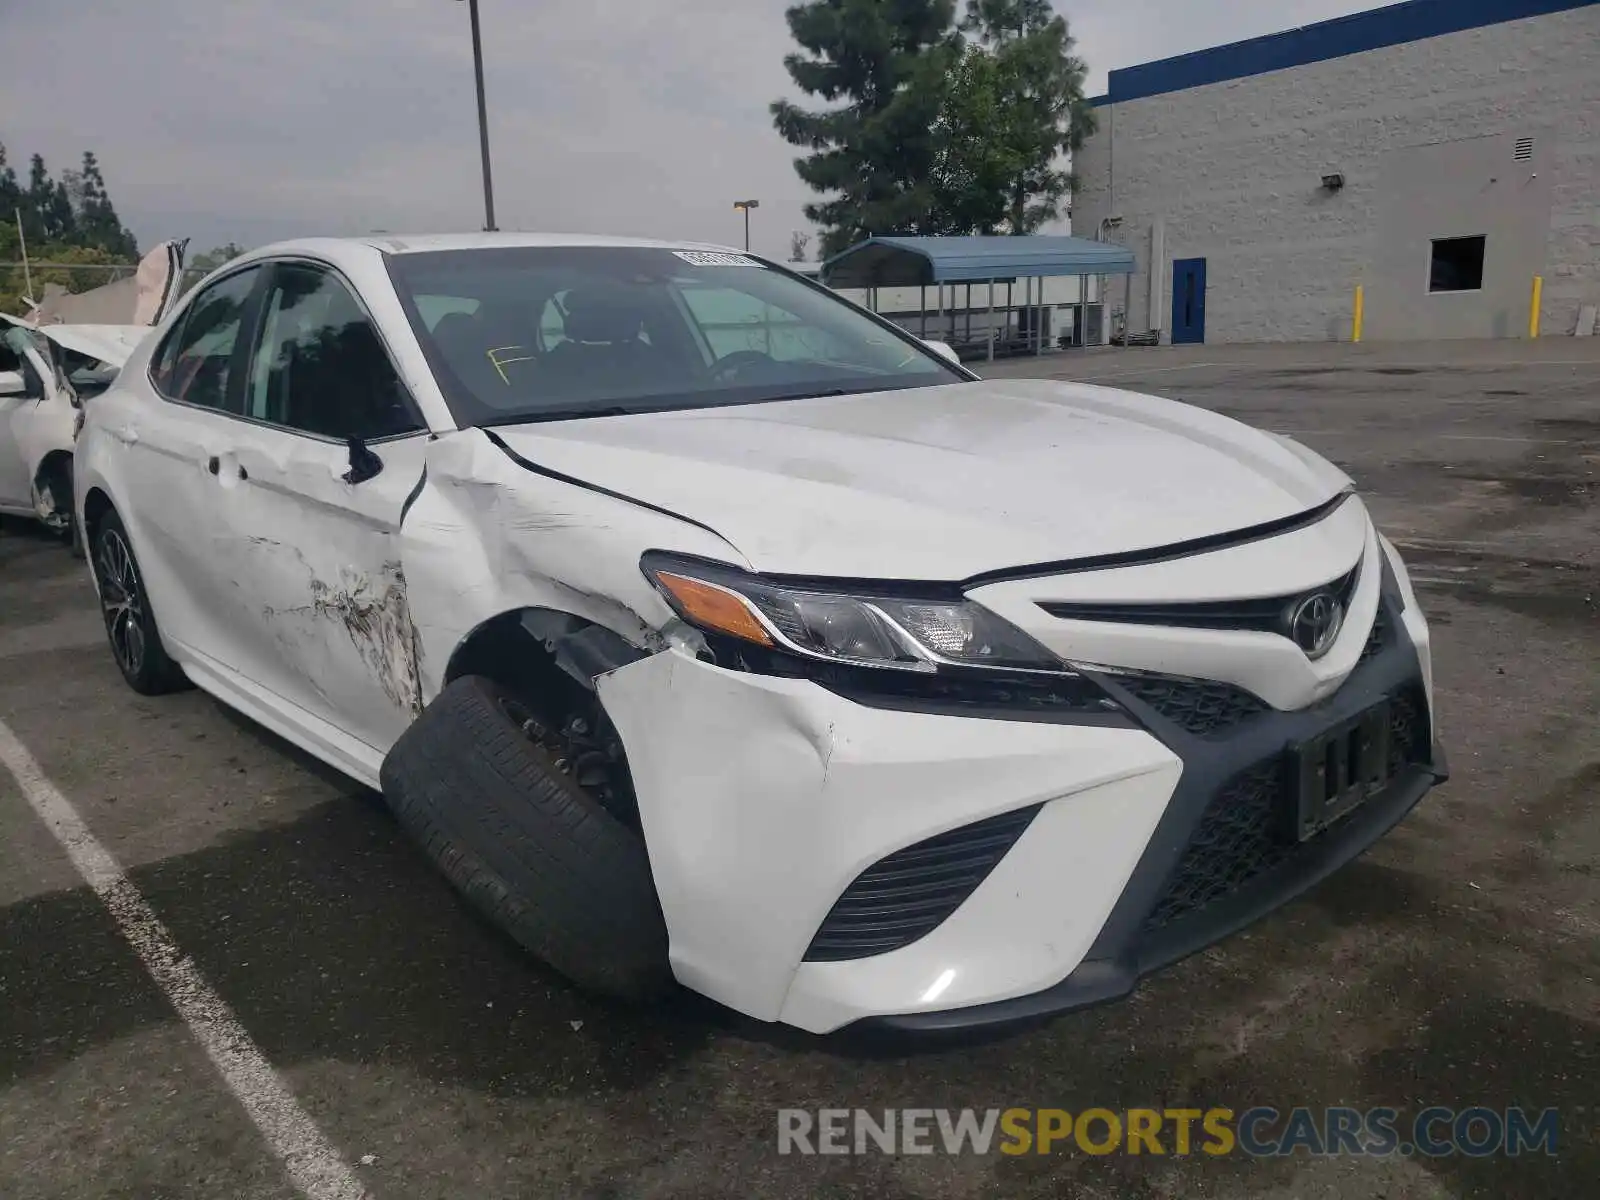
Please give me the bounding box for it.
[672,250,760,267]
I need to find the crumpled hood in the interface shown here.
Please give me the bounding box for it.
[35,323,151,368]
[489,377,1353,580]
[0,314,150,369]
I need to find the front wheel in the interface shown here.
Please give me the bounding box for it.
[92,508,189,695]
[380,675,673,1003]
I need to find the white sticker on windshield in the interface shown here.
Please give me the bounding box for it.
[672,250,760,267]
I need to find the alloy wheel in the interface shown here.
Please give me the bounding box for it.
[97,528,147,679]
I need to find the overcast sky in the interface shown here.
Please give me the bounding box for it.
[0,0,1375,258]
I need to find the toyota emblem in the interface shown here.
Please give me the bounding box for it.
[1286,590,1344,658]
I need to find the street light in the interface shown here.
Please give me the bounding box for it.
[732,199,760,251]
[458,0,497,232]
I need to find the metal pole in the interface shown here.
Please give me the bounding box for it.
[987,279,996,363]
[465,0,497,232]
[744,207,750,251]
[16,209,35,311]
[920,284,926,337]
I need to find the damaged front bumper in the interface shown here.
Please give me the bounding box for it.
[598,647,1185,1033]
[596,572,1444,1035]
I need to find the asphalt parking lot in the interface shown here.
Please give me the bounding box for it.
[2,338,1596,1200]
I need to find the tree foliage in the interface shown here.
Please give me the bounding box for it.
[177,242,248,297]
[1,141,141,314]
[771,0,961,258]
[774,0,1096,248]
[959,0,1094,234]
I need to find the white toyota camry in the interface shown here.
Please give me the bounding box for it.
[74,233,1447,1034]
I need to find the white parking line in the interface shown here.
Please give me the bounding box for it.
[0,717,369,1200]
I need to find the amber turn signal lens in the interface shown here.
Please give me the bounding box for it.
[654,572,774,646]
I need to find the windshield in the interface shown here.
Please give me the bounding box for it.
[384,246,966,427]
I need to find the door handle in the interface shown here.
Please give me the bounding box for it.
[207,456,220,475]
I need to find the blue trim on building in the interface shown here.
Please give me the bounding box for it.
[1099,0,1598,105]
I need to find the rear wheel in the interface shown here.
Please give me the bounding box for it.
[92,508,188,694]
[380,674,673,1002]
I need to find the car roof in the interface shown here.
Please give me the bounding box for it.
[191,233,771,308]
[242,232,749,259]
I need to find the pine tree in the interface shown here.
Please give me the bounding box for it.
[960,0,1095,233]
[74,152,139,258]
[772,0,962,257]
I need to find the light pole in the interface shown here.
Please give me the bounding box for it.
[458,0,497,231]
[732,199,760,251]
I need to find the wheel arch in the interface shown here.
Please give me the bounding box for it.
[82,485,117,543]
[442,605,653,713]
[30,448,75,530]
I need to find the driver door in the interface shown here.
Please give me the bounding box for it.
[193,260,431,779]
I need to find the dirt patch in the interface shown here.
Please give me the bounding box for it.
[1496,476,1594,507]
[1532,416,1600,435]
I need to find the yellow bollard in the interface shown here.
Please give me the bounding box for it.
[1529,275,1543,339]
[1352,285,1364,344]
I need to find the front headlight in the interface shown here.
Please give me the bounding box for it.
[640,552,1068,675]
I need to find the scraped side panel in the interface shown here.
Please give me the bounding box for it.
[401,428,746,704]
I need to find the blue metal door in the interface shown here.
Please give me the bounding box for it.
[1171,258,1207,344]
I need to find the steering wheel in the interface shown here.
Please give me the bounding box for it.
[710,350,775,383]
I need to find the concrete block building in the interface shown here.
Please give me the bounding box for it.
[1073,0,1600,344]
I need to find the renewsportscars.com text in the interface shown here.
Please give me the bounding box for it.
[777,1106,1559,1158]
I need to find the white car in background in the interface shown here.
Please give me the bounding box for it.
[0,316,149,543]
[2,242,184,542]
[73,233,1447,1034]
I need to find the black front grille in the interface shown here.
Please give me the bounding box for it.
[1140,686,1432,934]
[1119,675,1269,737]
[1039,564,1360,634]
[804,805,1041,962]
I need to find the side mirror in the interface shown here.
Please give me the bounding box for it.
[342,436,384,485]
[0,370,26,399]
[922,338,961,367]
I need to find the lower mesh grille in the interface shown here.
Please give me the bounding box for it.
[1387,685,1429,777]
[804,805,1042,962]
[1140,685,1432,934]
[1119,676,1268,737]
[1142,761,1290,932]
[1358,606,1389,664]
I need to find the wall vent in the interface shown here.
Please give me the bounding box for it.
[1514,137,1535,161]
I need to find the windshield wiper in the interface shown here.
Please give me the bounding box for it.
[753,387,850,404]
[494,405,639,425]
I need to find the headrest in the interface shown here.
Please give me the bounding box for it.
[430,311,480,350]
[560,289,648,344]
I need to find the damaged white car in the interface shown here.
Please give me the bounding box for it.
[1,316,154,542]
[75,234,1447,1034]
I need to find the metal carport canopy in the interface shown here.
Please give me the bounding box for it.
[819,235,1136,287]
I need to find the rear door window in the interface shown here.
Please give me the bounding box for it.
[151,267,263,411]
